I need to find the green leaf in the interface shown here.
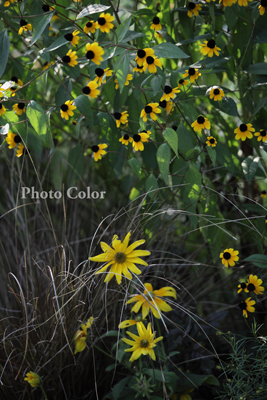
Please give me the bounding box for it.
[252,96,267,116]
[120,31,146,43]
[157,143,171,185]
[116,16,132,41]
[242,156,260,183]
[0,30,10,78]
[210,96,238,117]
[153,43,190,59]
[225,7,238,29]
[216,142,235,174]
[30,13,53,46]
[150,74,163,96]
[73,95,94,126]
[244,254,267,268]
[177,123,194,155]
[112,377,132,400]
[114,50,130,93]
[181,372,220,390]
[144,369,178,384]
[207,146,216,164]
[128,158,142,178]
[44,35,68,53]
[145,174,158,197]
[246,63,267,75]
[163,128,178,157]
[26,100,47,137]
[77,4,111,19]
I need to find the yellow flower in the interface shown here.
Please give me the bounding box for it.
[143,55,162,73]
[237,282,247,294]
[113,111,128,128]
[96,12,115,33]
[115,74,133,90]
[85,42,104,65]
[62,50,78,67]
[84,20,97,34]
[200,40,221,57]
[6,132,22,149]
[11,76,23,86]
[160,85,180,102]
[94,67,113,85]
[43,61,54,71]
[255,129,267,142]
[187,2,202,17]
[81,81,100,98]
[16,143,26,157]
[122,321,163,362]
[150,16,162,30]
[119,133,133,145]
[245,275,264,295]
[135,48,155,67]
[159,100,174,114]
[24,372,41,387]
[209,86,224,101]
[220,248,239,267]
[13,102,25,115]
[140,103,161,122]
[219,0,237,6]
[234,123,255,141]
[42,4,54,12]
[119,315,145,329]
[18,19,32,35]
[206,136,217,147]
[133,64,144,73]
[132,132,149,151]
[127,282,177,319]
[0,85,6,97]
[238,0,252,5]
[239,297,255,318]
[183,67,201,83]
[0,103,6,116]
[4,0,16,6]
[64,30,80,47]
[89,231,150,284]
[91,143,108,162]
[74,317,94,354]
[60,100,76,120]
[178,78,189,89]
[259,0,267,15]
[261,190,267,198]
[191,115,210,132]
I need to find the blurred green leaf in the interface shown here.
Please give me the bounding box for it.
[30,13,53,46]
[77,4,111,19]
[74,95,94,126]
[145,174,158,196]
[114,50,130,93]
[128,158,142,179]
[244,254,267,268]
[0,30,10,78]
[116,16,132,41]
[153,43,189,59]
[163,128,179,157]
[26,100,47,137]
[157,143,171,185]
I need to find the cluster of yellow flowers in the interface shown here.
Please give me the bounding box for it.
[187,0,266,16]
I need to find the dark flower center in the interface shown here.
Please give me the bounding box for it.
[261,0,267,6]
[11,86,16,91]
[247,283,256,292]
[262,190,267,194]
[140,339,149,348]
[136,65,143,69]
[209,138,215,144]
[214,88,220,95]
[223,252,231,260]
[197,116,205,124]
[95,68,104,77]
[238,302,247,310]
[86,50,95,60]
[114,251,127,263]
[98,17,106,26]
[188,68,196,75]
[82,86,90,95]
[164,85,172,94]
[137,49,146,58]
[260,130,267,137]
[172,125,177,131]
[18,102,25,110]
[44,61,48,67]
[207,39,216,49]
[114,112,122,120]
[20,19,27,27]
[240,282,247,289]
[61,104,68,111]
[91,145,99,153]
[240,124,247,132]
[42,5,50,12]
[11,76,18,83]
[86,21,93,28]
[146,56,154,65]
[141,130,147,133]
[14,135,22,144]
[62,55,71,63]
[153,16,160,24]
[123,134,129,140]
[188,2,196,9]
[72,121,77,125]
[64,33,73,41]
[159,100,167,108]
[145,105,152,114]
[179,79,184,84]
[0,104,2,109]
[133,134,141,142]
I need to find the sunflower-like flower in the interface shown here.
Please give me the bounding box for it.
[150,16,162,30]
[135,48,155,67]
[220,248,239,267]
[90,231,150,284]
[62,50,78,67]
[91,143,108,162]
[187,2,202,17]
[0,103,6,116]
[140,103,161,122]
[259,0,267,15]
[209,86,224,101]
[64,30,80,47]
[132,132,149,151]
[200,40,221,57]
[84,20,97,34]
[119,133,133,145]
[18,19,32,35]
[206,136,217,147]
[239,297,256,318]
[41,4,54,12]
[133,64,144,73]
[238,0,252,5]
[160,85,180,102]
[178,78,189,89]
[24,372,41,388]
[43,61,54,71]
[94,67,113,85]
[122,321,163,362]
[13,102,25,115]
[11,76,23,87]
[237,282,247,293]
[183,68,201,83]
[81,81,100,98]
[159,100,174,115]
[73,317,94,354]
[261,190,267,198]
[119,315,146,329]
[140,129,152,137]
[191,115,210,132]
[219,0,237,6]
[127,282,177,319]
[4,0,16,6]
[245,275,264,295]
[113,111,128,128]
[6,132,22,149]
[234,123,255,141]
[16,143,26,157]
[115,74,133,90]
[96,12,114,33]
[255,129,267,142]
[143,55,162,73]
[85,42,104,65]
[60,100,76,120]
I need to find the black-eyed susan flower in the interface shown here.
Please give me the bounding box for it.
[0,85,5,97]
[219,0,237,6]
[239,297,255,318]
[62,50,78,67]
[6,132,22,149]
[13,102,25,115]
[255,129,267,142]
[265,214,267,223]
[140,103,161,122]
[89,231,150,284]
[122,321,163,362]
[140,129,152,137]
[113,111,128,128]
[261,190,267,198]
[206,136,217,147]
[187,2,202,17]
[72,121,77,125]
[238,0,252,5]
[94,67,113,85]
[234,123,255,141]
[119,315,145,329]
[132,132,149,151]
[24,372,41,388]
[183,68,201,83]
[191,115,210,132]
[91,143,108,162]
[150,16,162,30]
[73,317,94,354]
[220,248,239,267]
[259,0,267,14]
[4,0,16,6]
[209,86,224,101]
[115,74,133,90]
[172,125,178,131]
[143,55,162,73]
[237,282,247,293]
[200,39,221,57]
[60,100,76,120]
[64,30,80,47]
[43,61,54,71]
[178,78,189,89]
[41,4,54,12]
[245,275,264,295]
[0,103,6,116]
[133,64,144,73]
[96,12,114,33]
[10,86,17,96]
[163,101,175,114]
[135,48,155,67]
[119,133,133,145]
[18,19,32,35]
[85,42,104,65]
[81,81,100,98]
[16,143,27,157]
[84,20,97,34]
[11,76,23,87]
[160,85,180,102]
[127,282,177,319]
